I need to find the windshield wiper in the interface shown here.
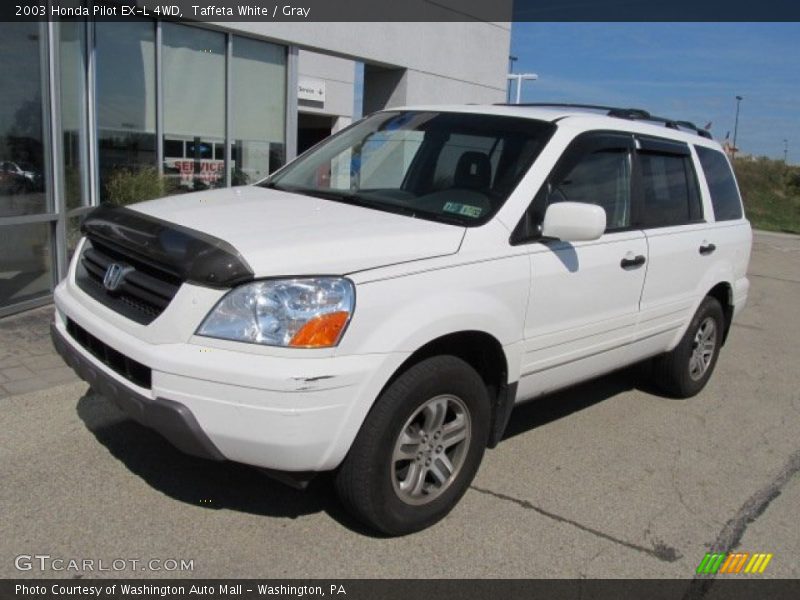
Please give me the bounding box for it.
[260,180,284,191]
[263,182,353,202]
[261,182,468,226]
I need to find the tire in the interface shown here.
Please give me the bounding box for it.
[652,296,725,398]
[335,355,491,535]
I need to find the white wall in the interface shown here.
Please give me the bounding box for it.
[298,50,355,119]
[219,21,511,106]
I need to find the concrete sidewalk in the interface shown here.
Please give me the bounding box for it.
[0,305,77,399]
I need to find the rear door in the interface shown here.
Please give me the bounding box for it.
[634,136,715,353]
[516,131,648,399]
[693,145,752,317]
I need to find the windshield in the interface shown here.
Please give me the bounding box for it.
[262,111,555,226]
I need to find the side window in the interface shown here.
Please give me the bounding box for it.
[695,146,743,221]
[639,150,703,228]
[548,148,632,231]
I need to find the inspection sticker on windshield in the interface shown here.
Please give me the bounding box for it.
[443,202,483,218]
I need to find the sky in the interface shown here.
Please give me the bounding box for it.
[509,23,799,164]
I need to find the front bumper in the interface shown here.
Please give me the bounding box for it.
[51,323,224,461]
[52,279,407,472]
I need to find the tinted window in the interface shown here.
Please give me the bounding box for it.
[268,111,554,226]
[639,152,702,227]
[358,129,424,189]
[432,134,498,191]
[695,146,743,221]
[549,149,631,230]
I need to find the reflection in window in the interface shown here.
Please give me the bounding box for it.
[552,150,631,230]
[230,35,286,186]
[96,20,157,203]
[696,146,741,221]
[163,24,226,192]
[0,223,54,307]
[640,152,700,228]
[358,130,424,189]
[59,20,88,211]
[0,22,48,217]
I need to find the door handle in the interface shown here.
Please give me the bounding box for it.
[699,243,716,255]
[620,254,646,269]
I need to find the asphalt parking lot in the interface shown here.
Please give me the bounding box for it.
[1,231,798,580]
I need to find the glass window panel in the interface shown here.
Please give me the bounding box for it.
[551,149,632,230]
[432,134,495,191]
[0,22,48,217]
[163,24,226,192]
[230,35,286,186]
[696,146,743,221]
[96,20,157,203]
[359,130,424,189]
[640,152,694,228]
[59,19,88,211]
[0,222,54,307]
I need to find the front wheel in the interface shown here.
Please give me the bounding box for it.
[652,296,725,398]
[335,356,491,535]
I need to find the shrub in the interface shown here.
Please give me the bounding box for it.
[105,167,165,206]
[732,157,800,233]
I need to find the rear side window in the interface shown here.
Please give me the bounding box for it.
[639,151,702,228]
[695,146,743,221]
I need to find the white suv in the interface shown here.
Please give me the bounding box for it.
[52,104,751,534]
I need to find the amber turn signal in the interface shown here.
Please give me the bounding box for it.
[289,311,350,348]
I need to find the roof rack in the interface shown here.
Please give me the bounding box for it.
[494,102,713,139]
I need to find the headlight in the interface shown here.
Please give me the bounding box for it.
[196,277,355,348]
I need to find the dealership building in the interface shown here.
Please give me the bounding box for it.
[0,17,510,316]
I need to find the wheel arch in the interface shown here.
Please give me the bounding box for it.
[377,330,516,449]
[706,281,734,344]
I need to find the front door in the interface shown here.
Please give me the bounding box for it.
[516,131,647,400]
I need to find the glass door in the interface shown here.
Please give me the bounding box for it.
[0,22,55,315]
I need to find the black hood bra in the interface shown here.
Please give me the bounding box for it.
[81,204,254,288]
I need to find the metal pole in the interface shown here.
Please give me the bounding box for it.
[506,55,517,103]
[732,95,743,156]
[784,139,789,164]
[506,73,538,104]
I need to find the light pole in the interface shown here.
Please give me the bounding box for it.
[784,139,789,164]
[507,73,538,104]
[732,95,743,156]
[506,55,518,103]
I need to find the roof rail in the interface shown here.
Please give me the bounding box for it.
[494,102,713,139]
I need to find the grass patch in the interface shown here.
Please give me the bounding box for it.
[733,157,800,234]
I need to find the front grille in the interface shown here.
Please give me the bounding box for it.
[75,239,181,325]
[66,319,152,389]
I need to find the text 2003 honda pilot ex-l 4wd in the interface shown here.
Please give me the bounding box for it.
[52,104,751,535]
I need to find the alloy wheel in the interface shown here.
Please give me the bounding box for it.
[391,394,472,505]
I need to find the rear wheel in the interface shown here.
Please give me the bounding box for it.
[653,296,724,398]
[335,355,490,535]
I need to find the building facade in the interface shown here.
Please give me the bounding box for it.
[0,18,510,316]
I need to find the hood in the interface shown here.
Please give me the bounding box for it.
[130,186,465,277]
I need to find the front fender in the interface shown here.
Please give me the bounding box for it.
[337,255,530,383]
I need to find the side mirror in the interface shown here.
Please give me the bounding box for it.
[541,202,606,242]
